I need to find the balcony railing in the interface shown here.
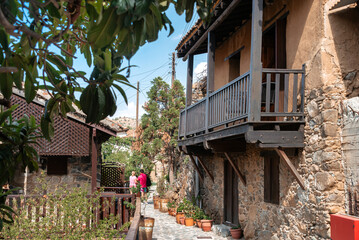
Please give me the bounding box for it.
[179,67,305,139]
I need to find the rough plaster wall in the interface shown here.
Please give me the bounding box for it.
[341,98,359,189]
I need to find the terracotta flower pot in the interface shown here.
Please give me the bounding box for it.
[160,198,169,213]
[153,196,160,209]
[176,212,185,224]
[139,217,155,240]
[201,219,213,232]
[230,228,243,239]
[196,220,202,228]
[179,217,185,225]
[185,217,194,226]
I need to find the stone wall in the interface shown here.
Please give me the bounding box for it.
[12,156,94,194]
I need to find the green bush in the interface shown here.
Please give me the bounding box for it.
[1,176,129,239]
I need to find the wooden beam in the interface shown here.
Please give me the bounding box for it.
[189,155,204,183]
[186,54,194,107]
[91,128,97,193]
[224,152,246,186]
[183,0,243,61]
[248,0,263,122]
[275,148,305,190]
[196,155,214,182]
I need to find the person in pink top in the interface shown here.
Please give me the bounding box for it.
[129,171,137,194]
[137,169,147,202]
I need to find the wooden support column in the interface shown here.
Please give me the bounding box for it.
[189,155,204,183]
[207,31,215,94]
[186,54,194,107]
[196,156,214,182]
[91,128,97,193]
[275,148,305,190]
[205,31,215,133]
[249,0,263,122]
[224,152,246,186]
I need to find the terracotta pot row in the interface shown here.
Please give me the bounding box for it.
[175,212,213,231]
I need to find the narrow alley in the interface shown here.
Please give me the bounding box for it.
[143,188,229,240]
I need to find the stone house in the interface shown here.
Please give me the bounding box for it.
[176,0,359,239]
[9,89,127,194]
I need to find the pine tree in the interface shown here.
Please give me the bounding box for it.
[139,77,185,183]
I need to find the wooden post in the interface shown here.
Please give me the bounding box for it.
[224,152,246,186]
[186,54,194,107]
[248,0,263,122]
[189,155,204,183]
[275,148,305,190]
[172,52,176,87]
[136,81,139,130]
[205,31,215,133]
[91,128,97,193]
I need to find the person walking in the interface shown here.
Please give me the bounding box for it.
[137,169,147,203]
[129,171,137,194]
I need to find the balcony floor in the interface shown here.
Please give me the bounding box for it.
[178,121,305,150]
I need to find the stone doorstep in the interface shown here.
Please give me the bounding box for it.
[212,224,231,238]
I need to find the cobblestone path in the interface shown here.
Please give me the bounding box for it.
[142,188,228,240]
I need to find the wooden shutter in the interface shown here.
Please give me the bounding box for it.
[264,154,280,204]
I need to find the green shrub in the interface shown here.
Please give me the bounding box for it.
[1,176,129,239]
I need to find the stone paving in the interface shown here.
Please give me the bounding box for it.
[142,188,229,240]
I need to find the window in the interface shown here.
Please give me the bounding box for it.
[225,46,244,82]
[264,153,279,204]
[46,156,68,175]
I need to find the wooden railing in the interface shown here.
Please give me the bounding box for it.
[125,197,141,240]
[261,67,305,120]
[178,67,305,138]
[5,192,136,231]
[209,72,250,128]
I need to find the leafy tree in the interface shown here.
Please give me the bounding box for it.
[139,77,185,183]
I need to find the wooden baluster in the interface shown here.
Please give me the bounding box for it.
[284,73,289,113]
[266,73,271,112]
[275,73,280,113]
[349,190,353,215]
[292,73,298,113]
[119,197,123,228]
[300,65,306,118]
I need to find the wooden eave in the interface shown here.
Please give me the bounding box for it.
[176,0,252,59]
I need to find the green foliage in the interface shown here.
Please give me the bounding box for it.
[192,206,205,221]
[0,106,42,187]
[0,0,214,136]
[232,224,242,229]
[1,174,129,239]
[0,188,18,231]
[156,175,168,198]
[167,200,176,209]
[139,77,185,181]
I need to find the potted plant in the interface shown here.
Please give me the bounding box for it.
[130,184,141,197]
[230,224,243,239]
[184,212,194,226]
[201,215,213,232]
[193,207,205,228]
[124,200,136,221]
[167,201,176,216]
[176,202,185,224]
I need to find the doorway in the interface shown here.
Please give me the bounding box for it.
[224,159,239,225]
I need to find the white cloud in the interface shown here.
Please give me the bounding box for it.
[171,34,183,41]
[194,62,207,81]
[113,101,145,118]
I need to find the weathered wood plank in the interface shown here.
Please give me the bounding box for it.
[275,73,280,112]
[224,152,246,186]
[249,0,263,122]
[186,54,194,107]
[292,73,298,112]
[284,74,289,112]
[275,148,305,190]
[266,73,271,112]
[196,155,214,182]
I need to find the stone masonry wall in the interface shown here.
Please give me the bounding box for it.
[12,156,93,194]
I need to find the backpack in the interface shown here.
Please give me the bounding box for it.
[146,174,152,187]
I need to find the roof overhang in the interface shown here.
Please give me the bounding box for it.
[329,0,358,10]
[176,0,252,60]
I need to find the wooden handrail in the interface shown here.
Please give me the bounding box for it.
[125,197,141,240]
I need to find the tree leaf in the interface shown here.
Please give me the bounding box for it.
[88,8,120,50]
[83,44,92,67]
[25,75,36,103]
[0,73,13,99]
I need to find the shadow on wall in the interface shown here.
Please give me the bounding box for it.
[329,6,359,98]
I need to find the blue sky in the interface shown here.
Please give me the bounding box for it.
[98,5,208,119]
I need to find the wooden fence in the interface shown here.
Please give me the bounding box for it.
[5,192,136,231]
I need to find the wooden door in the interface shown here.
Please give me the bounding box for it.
[224,159,239,225]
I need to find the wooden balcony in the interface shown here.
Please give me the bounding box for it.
[178,67,305,149]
